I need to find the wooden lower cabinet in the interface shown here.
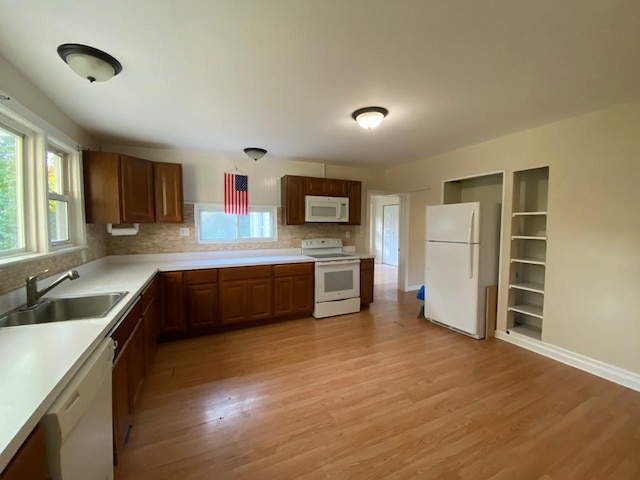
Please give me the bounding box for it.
[219,279,272,324]
[273,263,314,317]
[126,320,145,411]
[112,348,131,458]
[360,258,375,307]
[142,295,157,374]
[185,269,218,330]
[0,426,48,480]
[158,272,186,336]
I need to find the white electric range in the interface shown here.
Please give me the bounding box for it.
[301,238,361,318]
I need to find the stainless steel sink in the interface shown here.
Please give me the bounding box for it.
[0,292,128,328]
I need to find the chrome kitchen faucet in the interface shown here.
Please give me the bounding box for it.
[25,269,80,308]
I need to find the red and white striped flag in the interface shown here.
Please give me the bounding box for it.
[224,172,248,215]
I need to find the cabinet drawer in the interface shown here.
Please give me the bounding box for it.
[185,269,218,285]
[110,299,142,361]
[219,265,272,282]
[273,262,314,277]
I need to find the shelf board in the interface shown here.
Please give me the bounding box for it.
[511,235,547,241]
[512,211,547,217]
[508,324,542,341]
[508,304,544,319]
[509,282,545,294]
[511,257,546,266]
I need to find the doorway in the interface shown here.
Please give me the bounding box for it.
[382,204,399,266]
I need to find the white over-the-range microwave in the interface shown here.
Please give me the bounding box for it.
[305,195,349,222]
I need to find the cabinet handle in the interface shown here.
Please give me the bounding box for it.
[113,339,119,349]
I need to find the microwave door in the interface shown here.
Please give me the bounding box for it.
[308,202,339,221]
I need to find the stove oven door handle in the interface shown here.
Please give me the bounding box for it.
[317,259,361,266]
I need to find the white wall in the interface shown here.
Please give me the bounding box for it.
[384,101,640,375]
[0,54,96,149]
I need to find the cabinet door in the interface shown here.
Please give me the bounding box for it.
[348,181,362,225]
[142,296,157,374]
[281,176,305,225]
[294,275,314,314]
[120,155,155,223]
[186,283,219,329]
[360,258,374,306]
[305,177,326,195]
[154,162,184,222]
[82,151,121,224]
[247,280,272,320]
[158,272,186,335]
[326,179,348,197]
[126,320,145,412]
[219,282,247,324]
[273,277,294,317]
[112,349,131,455]
[0,426,48,480]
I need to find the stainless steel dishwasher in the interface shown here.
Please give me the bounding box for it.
[40,338,115,480]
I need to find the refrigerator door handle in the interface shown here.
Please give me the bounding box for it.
[468,209,474,278]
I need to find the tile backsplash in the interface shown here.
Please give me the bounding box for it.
[0,204,357,296]
[107,204,356,255]
[0,224,107,296]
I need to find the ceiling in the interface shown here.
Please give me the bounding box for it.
[1,1,639,167]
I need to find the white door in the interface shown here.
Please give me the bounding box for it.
[424,241,483,338]
[426,202,480,243]
[382,204,399,266]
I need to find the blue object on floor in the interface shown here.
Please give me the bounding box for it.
[416,285,425,301]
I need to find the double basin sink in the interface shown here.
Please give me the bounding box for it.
[0,292,128,329]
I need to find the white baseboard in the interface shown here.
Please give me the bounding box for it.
[495,330,640,392]
[404,284,421,292]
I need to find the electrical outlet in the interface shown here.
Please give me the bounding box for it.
[179,228,190,237]
[81,250,87,263]
[345,231,351,238]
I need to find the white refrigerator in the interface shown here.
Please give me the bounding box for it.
[424,202,500,339]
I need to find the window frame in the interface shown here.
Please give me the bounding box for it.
[194,203,278,244]
[0,120,27,258]
[46,145,73,247]
[0,106,86,266]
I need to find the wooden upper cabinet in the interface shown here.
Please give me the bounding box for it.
[154,162,184,222]
[83,151,154,224]
[304,177,326,195]
[326,179,348,197]
[281,175,305,226]
[282,175,361,226]
[120,155,155,223]
[347,181,362,225]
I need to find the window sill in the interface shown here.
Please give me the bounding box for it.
[0,245,87,268]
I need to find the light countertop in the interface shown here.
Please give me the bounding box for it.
[0,252,326,473]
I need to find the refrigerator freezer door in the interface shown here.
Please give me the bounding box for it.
[424,241,484,338]
[426,202,480,243]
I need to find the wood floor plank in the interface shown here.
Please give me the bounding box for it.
[116,276,640,479]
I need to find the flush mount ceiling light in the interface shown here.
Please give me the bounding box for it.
[243,147,267,161]
[57,44,122,83]
[352,106,389,130]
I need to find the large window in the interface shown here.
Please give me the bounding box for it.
[195,204,277,243]
[0,124,25,256]
[0,109,83,265]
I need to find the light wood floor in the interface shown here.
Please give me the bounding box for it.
[116,282,640,479]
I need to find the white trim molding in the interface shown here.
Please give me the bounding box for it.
[495,330,640,392]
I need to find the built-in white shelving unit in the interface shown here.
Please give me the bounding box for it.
[507,167,549,342]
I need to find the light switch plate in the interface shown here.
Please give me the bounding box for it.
[179,228,190,237]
